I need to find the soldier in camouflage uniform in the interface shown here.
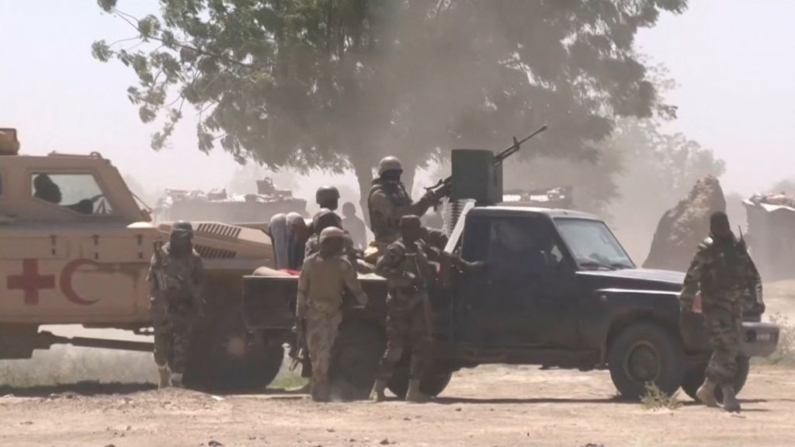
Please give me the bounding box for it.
[367,157,439,254]
[370,215,441,403]
[149,221,205,389]
[306,208,374,273]
[680,212,762,412]
[296,227,369,402]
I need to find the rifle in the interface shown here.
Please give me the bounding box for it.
[289,319,311,377]
[424,124,548,201]
[152,240,168,292]
[409,249,435,336]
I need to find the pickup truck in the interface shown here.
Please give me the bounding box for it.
[242,205,780,400]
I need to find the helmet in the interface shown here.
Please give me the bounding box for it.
[319,226,345,243]
[378,156,403,176]
[312,208,341,230]
[172,220,193,234]
[399,215,421,228]
[315,186,340,205]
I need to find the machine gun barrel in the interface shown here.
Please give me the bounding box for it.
[493,124,548,164]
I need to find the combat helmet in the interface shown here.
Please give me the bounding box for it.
[172,220,194,236]
[315,186,340,205]
[378,156,403,176]
[319,226,345,243]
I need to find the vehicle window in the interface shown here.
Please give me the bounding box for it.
[31,173,113,215]
[461,216,490,262]
[487,216,565,277]
[555,219,633,270]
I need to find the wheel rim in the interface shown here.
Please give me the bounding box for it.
[624,341,661,383]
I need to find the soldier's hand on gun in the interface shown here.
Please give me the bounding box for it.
[691,293,703,314]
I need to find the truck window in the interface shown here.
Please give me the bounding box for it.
[31,173,114,215]
[487,216,565,277]
[555,218,633,270]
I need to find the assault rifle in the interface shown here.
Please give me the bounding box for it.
[424,124,548,201]
[289,319,311,377]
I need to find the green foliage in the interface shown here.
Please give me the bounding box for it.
[640,381,682,410]
[93,0,688,201]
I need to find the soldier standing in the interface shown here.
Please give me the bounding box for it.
[296,227,369,402]
[316,185,341,212]
[680,211,762,412]
[149,221,205,388]
[367,157,439,253]
[370,215,438,403]
[342,202,368,249]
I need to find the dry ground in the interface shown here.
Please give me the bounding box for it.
[1,281,793,447]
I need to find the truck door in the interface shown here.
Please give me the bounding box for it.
[455,215,578,347]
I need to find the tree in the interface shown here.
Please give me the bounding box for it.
[93,0,687,215]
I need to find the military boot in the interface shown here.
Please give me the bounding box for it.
[157,366,171,389]
[171,372,184,389]
[406,380,430,403]
[721,385,741,412]
[370,379,387,402]
[696,378,719,408]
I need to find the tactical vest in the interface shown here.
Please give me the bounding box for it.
[367,180,412,244]
[699,236,750,300]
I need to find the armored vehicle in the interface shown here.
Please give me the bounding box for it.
[242,138,779,401]
[0,128,283,389]
[156,178,305,224]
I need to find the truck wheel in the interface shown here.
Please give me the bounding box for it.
[329,323,385,400]
[387,366,453,399]
[608,322,684,400]
[189,308,284,392]
[681,356,750,402]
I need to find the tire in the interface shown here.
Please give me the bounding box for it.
[188,306,284,392]
[681,356,750,402]
[608,321,684,400]
[329,323,386,400]
[387,365,453,399]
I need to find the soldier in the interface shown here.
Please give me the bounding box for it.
[316,185,340,211]
[342,202,368,249]
[367,156,439,252]
[296,227,369,401]
[369,215,440,403]
[680,211,762,412]
[148,221,205,388]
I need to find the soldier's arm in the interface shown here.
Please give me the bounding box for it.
[746,255,764,308]
[192,255,207,307]
[422,227,448,250]
[376,244,415,287]
[681,247,707,308]
[371,190,433,223]
[341,259,368,307]
[296,262,311,319]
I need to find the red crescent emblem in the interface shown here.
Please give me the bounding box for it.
[60,259,101,305]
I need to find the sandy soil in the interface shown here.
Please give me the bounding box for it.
[1,281,792,447]
[1,365,794,447]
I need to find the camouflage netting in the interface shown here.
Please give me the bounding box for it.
[643,176,726,272]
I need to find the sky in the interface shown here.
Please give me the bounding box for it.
[1,0,793,207]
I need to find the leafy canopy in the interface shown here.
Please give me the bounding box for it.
[94,0,687,190]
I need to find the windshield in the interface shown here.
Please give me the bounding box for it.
[555,218,634,270]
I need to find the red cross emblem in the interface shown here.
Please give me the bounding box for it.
[7,259,56,305]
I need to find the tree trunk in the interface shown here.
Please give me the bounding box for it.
[351,157,374,227]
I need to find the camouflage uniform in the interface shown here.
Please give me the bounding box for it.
[297,245,368,400]
[681,235,762,385]
[149,242,205,377]
[367,180,434,248]
[374,239,437,384]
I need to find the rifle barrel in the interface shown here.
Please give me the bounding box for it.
[494,124,548,163]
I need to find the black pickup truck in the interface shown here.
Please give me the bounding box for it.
[242,205,779,400]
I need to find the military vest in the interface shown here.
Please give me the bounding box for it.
[367,180,411,244]
[699,236,751,303]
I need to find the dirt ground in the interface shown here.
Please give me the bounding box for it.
[1,281,793,447]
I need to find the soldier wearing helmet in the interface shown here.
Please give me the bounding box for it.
[367,156,440,256]
[296,226,368,401]
[315,186,341,211]
[148,220,206,389]
[305,208,374,273]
